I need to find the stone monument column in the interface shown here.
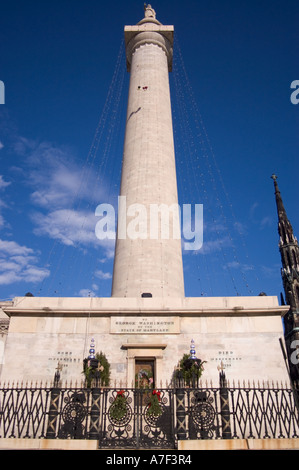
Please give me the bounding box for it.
[111,5,185,298]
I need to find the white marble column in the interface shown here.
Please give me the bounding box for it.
[112,11,185,298]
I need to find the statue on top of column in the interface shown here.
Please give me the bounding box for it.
[144,3,156,19]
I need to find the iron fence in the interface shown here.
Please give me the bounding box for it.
[0,382,298,447]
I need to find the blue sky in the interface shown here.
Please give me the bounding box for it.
[0,0,298,300]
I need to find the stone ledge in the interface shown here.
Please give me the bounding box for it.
[121,343,167,349]
[3,294,288,318]
[178,439,249,450]
[1,437,299,450]
[0,438,98,450]
[248,438,299,450]
[178,438,299,451]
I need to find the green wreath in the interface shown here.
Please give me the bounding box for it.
[174,353,206,386]
[135,368,154,389]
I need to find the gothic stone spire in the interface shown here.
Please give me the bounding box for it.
[272,175,299,381]
[271,174,299,308]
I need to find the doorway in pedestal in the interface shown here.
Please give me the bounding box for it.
[135,359,155,388]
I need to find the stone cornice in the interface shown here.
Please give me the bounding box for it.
[2,296,288,318]
[3,306,289,317]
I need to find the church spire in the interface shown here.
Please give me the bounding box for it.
[271,174,287,220]
[272,175,299,382]
[271,174,299,289]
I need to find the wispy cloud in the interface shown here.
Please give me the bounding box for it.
[0,239,50,285]
[249,201,274,230]
[16,139,108,210]
[260,264,281,279]
[260,216,273,229]
[225,261,254,272]
[31,209,98,247]
[0,175,10,190]
[77,288,97,297]
[193,235,232,255]
[0,175,11,229]
[0,168,48,288]
[11,136,117,257]
[94,269,112,280]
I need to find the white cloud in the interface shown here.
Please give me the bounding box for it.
[249,202,259,220]
[12,136,36,156]
[0,175,10,190]
[77,288,97,297]
[13,137,117,258]
[193,236,232,255]
[31,209,97,247]
[260,216,273,229]
[0,177,11,231]
[0,214,5,229]
[0,238,50,286]
[0,239,33,256]
[225,261,254,272]
[22,140,109,211]
[31,208,116,262]
[99,248,115,260]
[0,135,117,292]
[233,221,247,235]
[94,269,112,280]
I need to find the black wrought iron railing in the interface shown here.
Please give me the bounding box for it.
[0,382,298,447]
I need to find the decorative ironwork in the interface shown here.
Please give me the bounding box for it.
[58,391,87,439]
[191,400,215,433]
[107,390,133,428]
[0,382,298,446]
[188,390,217,439]
[99,389,175,449]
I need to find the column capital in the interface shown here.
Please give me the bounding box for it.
[124,23,174,71]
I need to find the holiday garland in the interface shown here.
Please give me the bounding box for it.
[174,353,206,385]
[146,390,162,417]
[109,390,127,421]
[82,351,110,387]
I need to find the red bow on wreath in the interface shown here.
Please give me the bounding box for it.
[152,390,161,401]
[117,390,125,397]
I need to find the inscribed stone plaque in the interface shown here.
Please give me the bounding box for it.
[111,317,180,334]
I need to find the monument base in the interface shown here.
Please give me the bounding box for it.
[0,295,289,385]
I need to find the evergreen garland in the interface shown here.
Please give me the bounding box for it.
[82,351,110,387]
[109,390,127,420]
[96,351,111,386]
[174,353,206,386]
[147,390,162,417]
